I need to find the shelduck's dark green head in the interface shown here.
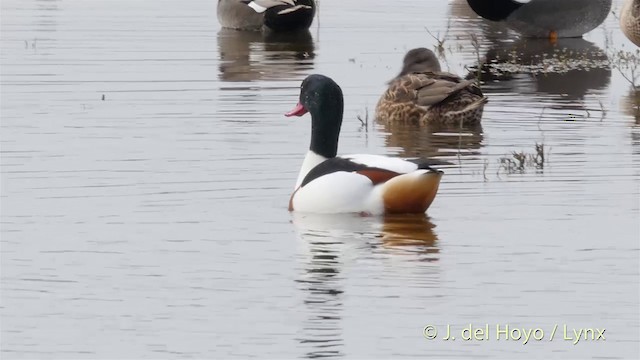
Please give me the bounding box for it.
[285,74,344,159]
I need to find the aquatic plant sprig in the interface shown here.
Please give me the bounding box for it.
[424,18,451,59]
[482,47,610,76]
[357,107,369,130]
[610,48,640,89]
[497,142,547,175]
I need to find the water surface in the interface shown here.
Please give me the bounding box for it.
[1,0,639,358]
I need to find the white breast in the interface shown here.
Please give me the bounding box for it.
[294,151,328,189]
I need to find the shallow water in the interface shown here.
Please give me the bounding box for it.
[1,0,639,359]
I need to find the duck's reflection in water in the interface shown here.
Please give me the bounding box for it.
[217,28,315,82]
[621,87,640,124]
[448,1,611,111]
[292,213,440,255]
[378,120,484,160]
[291,213,439,358]
[294,227,343,359]
[473,38,611,108]
[379,214,438,254]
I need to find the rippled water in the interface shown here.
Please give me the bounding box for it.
[1,0,639,358]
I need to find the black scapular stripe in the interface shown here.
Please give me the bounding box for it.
[299,157,443,188]
[300,158,386,187]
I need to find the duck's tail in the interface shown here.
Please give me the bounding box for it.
[440,95,488,126]
[380,169,443,214]
[464,95,488,110]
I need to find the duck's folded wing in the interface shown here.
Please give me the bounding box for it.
[300,154,440,188]
[415,77,476,107]
[299,156,403,188]
[385,72,479,107]
[253,0,296,8]
[341,154,421,173]
[384,74,436,103]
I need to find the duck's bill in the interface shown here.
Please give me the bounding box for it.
[285,102,308,117]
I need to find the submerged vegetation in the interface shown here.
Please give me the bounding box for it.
[610,48,640,119]
[611,48,640,88]
[480,47,611,76]
[497,142,547,175]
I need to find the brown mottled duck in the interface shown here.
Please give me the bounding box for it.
[375,48,488,126]
[621,0,640,47]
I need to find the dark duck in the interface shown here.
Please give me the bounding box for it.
[217,0,315,32]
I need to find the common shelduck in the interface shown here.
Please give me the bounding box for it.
[285,74,444,215]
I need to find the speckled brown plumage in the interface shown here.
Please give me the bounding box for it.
[621,0,640,47]
[375,48,488,126]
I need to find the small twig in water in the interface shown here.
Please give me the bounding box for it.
[456,116,464,167]
[425,20,450,59]
[469,32,482,84]
[357,107,369,130]
[599,100,606,121]
[537,107,546,132]
[612,49,640,89]
[483,159,489,182]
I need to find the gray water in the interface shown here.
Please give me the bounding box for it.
[1,0,639,358]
